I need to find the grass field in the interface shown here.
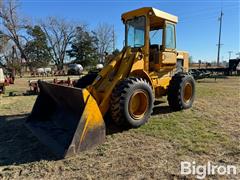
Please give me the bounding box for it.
[0,76,239,179]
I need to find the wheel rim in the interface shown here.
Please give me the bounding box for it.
[183,82,193,103]
[129,90,148,120]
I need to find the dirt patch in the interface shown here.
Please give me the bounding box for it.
[0,115,178,179]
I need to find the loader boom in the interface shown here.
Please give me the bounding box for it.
[88,47,140,115]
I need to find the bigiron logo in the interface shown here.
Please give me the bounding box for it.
[180,161,238,179]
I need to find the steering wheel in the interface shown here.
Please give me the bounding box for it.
[134,44,143,47]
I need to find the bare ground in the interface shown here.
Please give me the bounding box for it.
[0,76,239,179]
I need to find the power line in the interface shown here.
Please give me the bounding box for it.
[179,15,219,23]
[179,5,236,19]
[178,6,237,23]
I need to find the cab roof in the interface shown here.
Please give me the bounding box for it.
[121,7,178,24]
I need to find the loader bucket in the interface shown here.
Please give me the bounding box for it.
[26,81,106,158]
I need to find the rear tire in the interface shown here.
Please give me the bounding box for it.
[74,72,98,88]
[167,74,195,111]
[111,77,154,128]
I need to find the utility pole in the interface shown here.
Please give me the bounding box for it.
[228,51,233,60]
[216,10,224,66]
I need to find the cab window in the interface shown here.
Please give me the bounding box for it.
[150,29,163,46]
[165,23,175,49]
[126,16,146,48]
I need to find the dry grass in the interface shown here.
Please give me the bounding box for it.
[0,76,80,115]
[0,78,36,116]
[0,76,239,179]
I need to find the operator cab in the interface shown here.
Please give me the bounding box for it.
[122,7,178,72]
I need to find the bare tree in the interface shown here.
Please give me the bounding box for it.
[0,0,28,63]
[0,39,22,75]
[95,23,115,63]
[40,17,75,69]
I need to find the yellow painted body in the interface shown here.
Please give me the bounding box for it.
[27,7,190,158]
[79,89,104,142]
[65,88,105,157]
[85,7,189,117]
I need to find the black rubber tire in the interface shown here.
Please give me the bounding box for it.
[167,74,195,111]
[110,77,154,128]
[74,72,98,89]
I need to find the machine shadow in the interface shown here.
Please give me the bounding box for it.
[152,105,172,115]
[0,113,126,166]
[0,115,57,166]
[105,100,173,135]
[152,99,173,115]
[0,101,172,166]
[105,114,128,135]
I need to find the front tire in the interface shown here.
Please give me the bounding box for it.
[111,77,154,128]
[167,74,195,111]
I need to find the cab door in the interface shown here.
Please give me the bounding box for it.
[162,22,177,64]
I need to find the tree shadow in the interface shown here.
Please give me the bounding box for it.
[0,115,57,166]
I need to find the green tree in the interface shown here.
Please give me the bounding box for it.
[67,27,98,67]
[24,25,51,69]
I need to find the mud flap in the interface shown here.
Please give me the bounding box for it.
[26,81,106,158]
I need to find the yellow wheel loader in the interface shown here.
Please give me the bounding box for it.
[26,7,195,158]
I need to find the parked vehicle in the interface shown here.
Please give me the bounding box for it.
[96,64,104,70]
[36,67,52,76]
[67,64,83,75]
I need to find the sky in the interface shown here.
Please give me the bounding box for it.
[17,0,240,62]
